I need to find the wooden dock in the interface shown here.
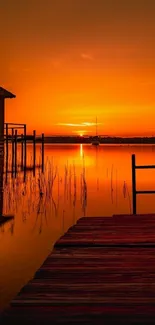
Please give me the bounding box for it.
[2,214,155,324]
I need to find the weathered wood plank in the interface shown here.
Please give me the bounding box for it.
[2,214,155,324]
[11,296,155,306]
[51,246,155,255]
[2,306,155,325]
[55,240,155,248]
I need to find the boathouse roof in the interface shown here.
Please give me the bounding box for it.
[0,87,16,99]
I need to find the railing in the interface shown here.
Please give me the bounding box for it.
[0,126,45,179]
[132,154,155,214]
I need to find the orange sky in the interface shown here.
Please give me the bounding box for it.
[1,0,155,136]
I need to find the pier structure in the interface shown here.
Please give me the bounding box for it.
[4,123,45,177]
[0,86,44,177]
[2,214,155,324]
[0,87,45,224]
[0,87,15,154]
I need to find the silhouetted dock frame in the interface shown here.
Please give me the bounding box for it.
[132,154,155,214]
[4,122,45,178]
[0,122,45,225]
[0,87,45,179]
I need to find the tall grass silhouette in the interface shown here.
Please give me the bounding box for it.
[2,154,89,232]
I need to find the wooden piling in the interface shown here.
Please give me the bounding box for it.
[6,123,8,160]
[5,123,9,178]
[33,130,36,176]
[11,128,14,175]
[24,124,27,171]
[21,134,24,169]
[23,167,26,183]
[0,153,4,216]
[41,133,44,173]
[14,130,17,177]
[132,154,136,214]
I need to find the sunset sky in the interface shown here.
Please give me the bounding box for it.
[1,0,155,136]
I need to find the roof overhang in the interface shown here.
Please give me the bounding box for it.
[0,87,16,99]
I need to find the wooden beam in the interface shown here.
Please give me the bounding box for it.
[131,154,136,214]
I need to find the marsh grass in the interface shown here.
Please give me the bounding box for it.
[1,152,89,232]
[123,181,132,214]
[1,149,133,233]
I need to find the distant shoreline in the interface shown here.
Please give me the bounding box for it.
[24,136,155,145]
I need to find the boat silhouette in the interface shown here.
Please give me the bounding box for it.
[92,117,100,146]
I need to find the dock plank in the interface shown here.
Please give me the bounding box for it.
[2,214,155,324]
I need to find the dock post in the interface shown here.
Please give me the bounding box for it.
[14,130,17,177]
[41,133,44,173]
[0,98,4,149]
[33,130,36,176]
[23,165,26,183]
[11,128,14,175]
[21,134,24,170]
[5,123,9,175]
[132,154,136,214]
[6,123,8,160]
[24,124,27,171]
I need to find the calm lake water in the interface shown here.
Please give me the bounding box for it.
[1,144,155,311]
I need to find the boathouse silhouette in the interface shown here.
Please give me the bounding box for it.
[0,87,16,143]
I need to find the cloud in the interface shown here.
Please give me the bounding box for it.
[57,122,101,127]
[81,53,94,61]
[58,123,84,127]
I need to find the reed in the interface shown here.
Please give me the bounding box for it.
[73,161,76,207]
[123,181,132,214]
[81,154,87,215]
[110,164,114,204]
[2,154,87,222]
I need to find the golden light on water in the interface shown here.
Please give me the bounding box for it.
[80,144,83,157]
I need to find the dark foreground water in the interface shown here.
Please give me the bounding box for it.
[0,144,155,311]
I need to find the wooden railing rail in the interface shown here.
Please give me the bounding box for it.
[132,154,155,214]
